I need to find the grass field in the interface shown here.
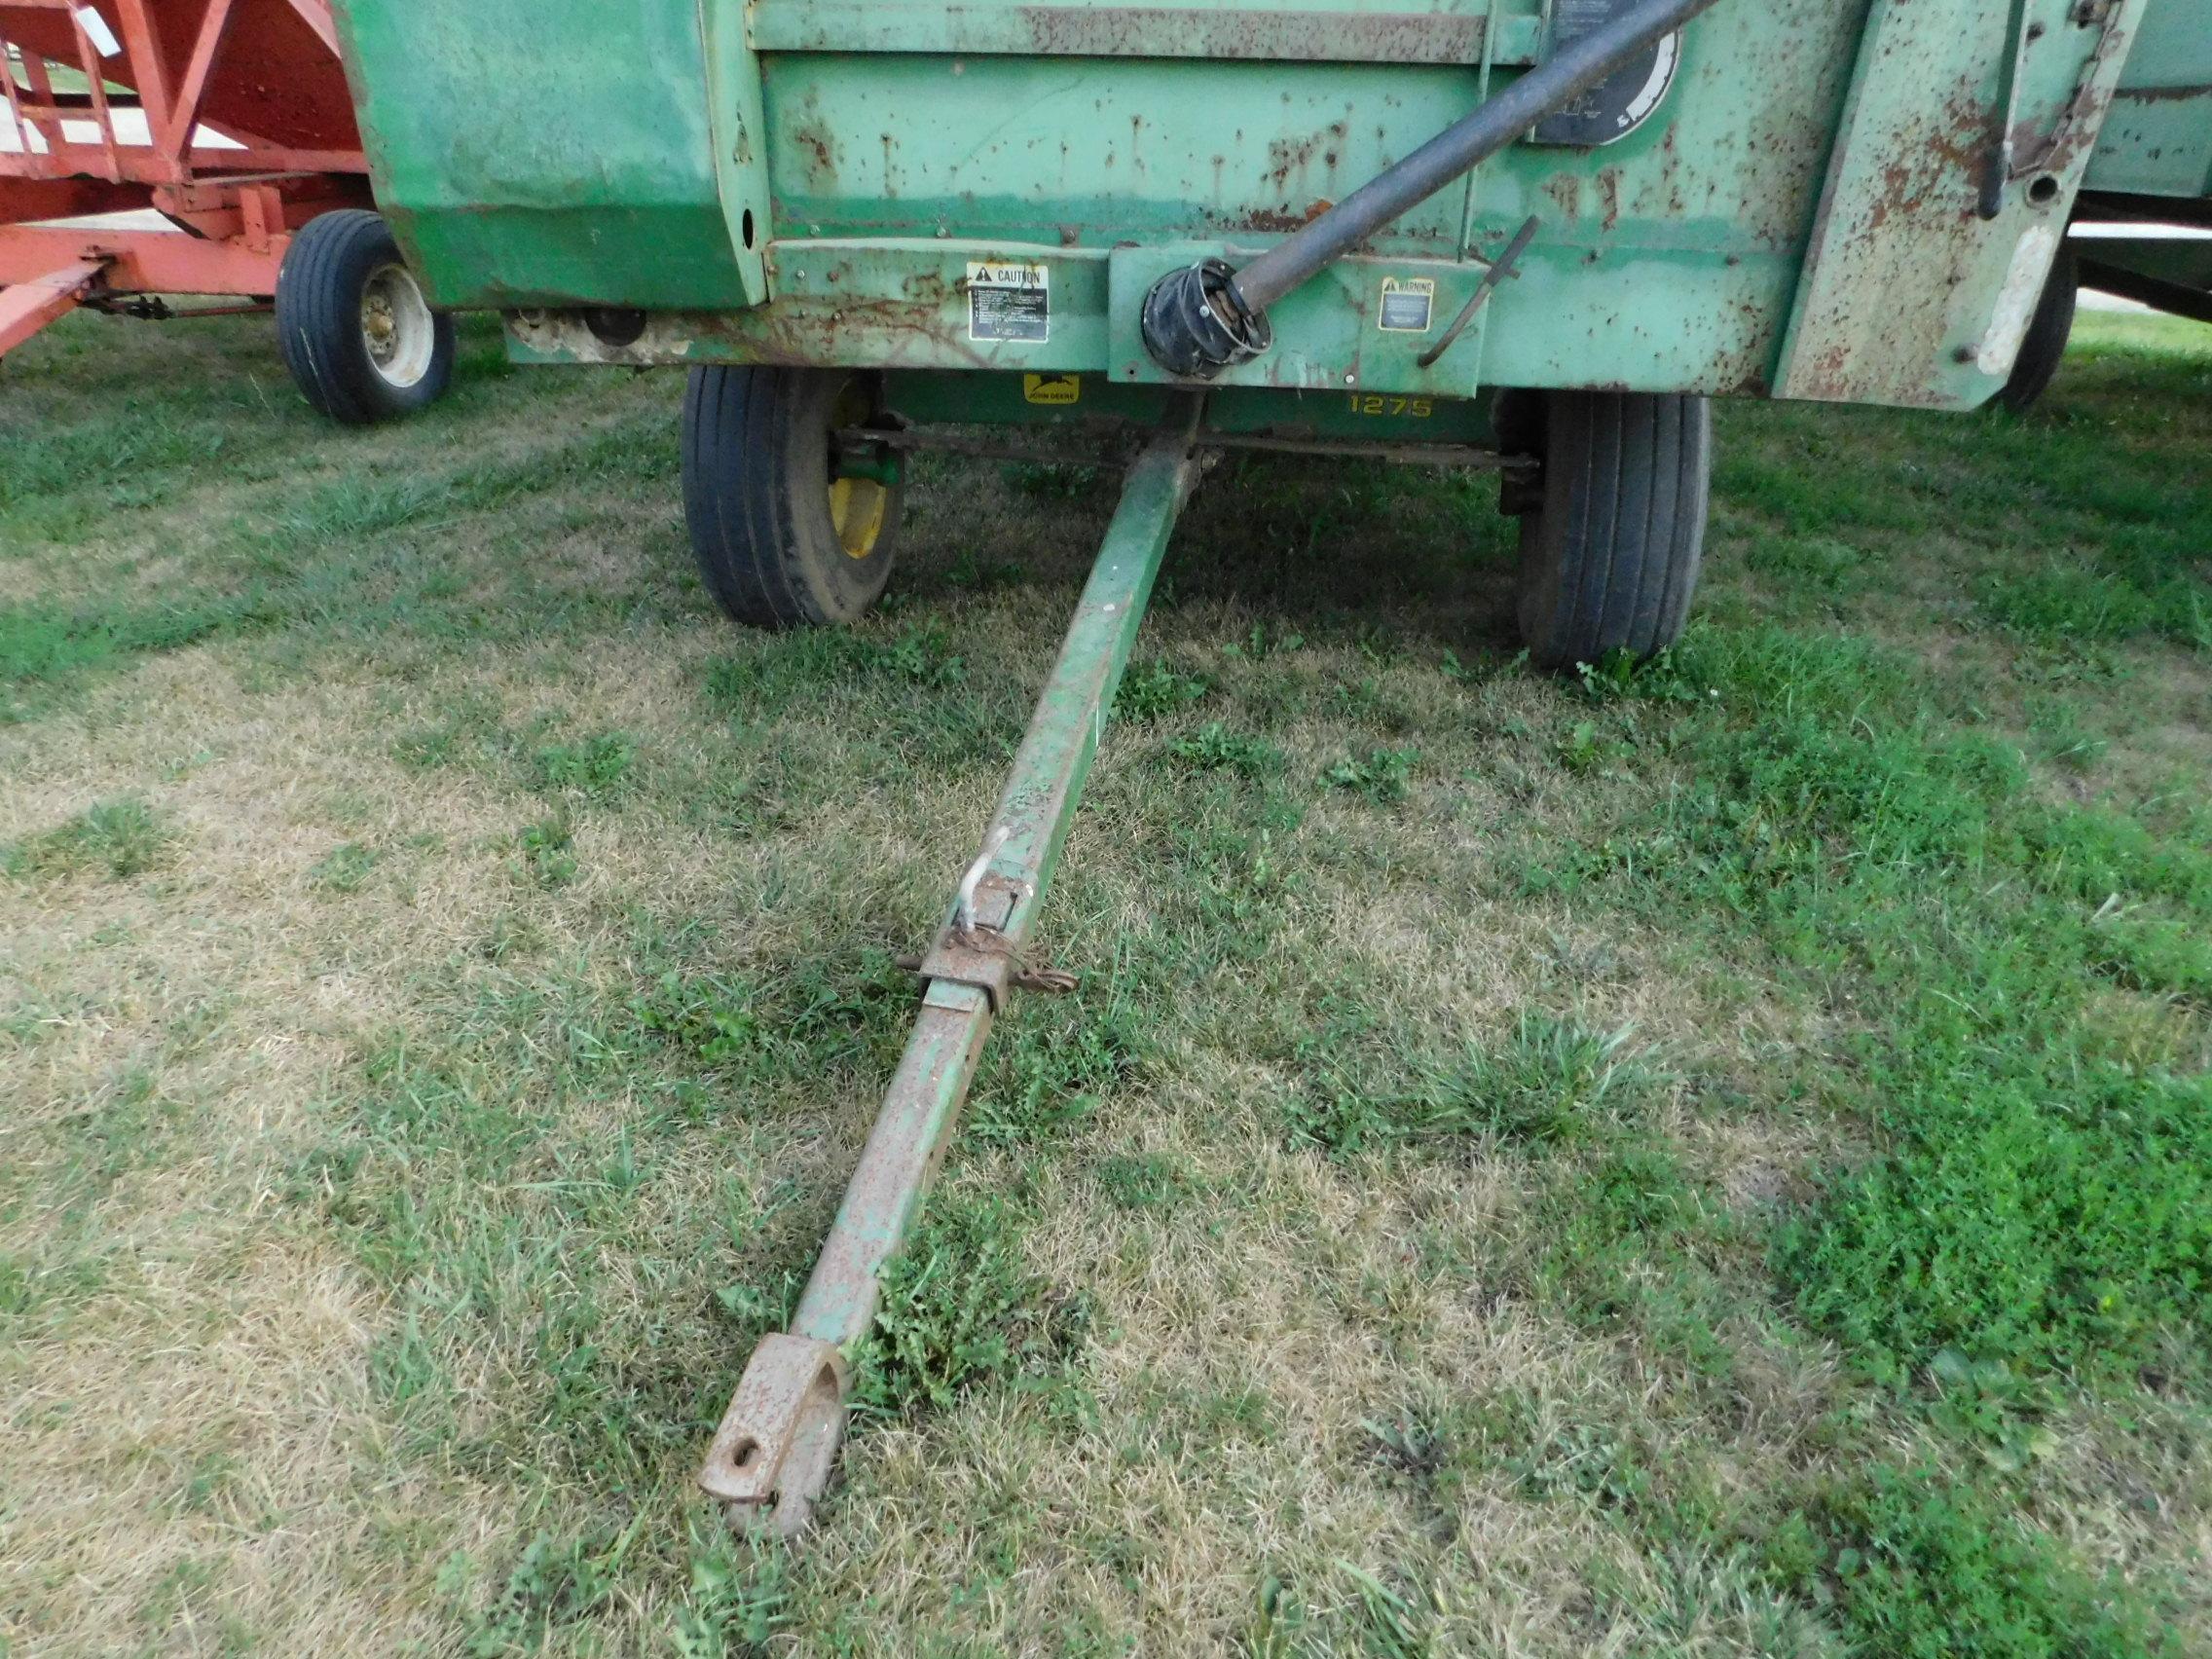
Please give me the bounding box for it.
[3,306,2210,1657]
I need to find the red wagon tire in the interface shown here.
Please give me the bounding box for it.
[276,210,454,424]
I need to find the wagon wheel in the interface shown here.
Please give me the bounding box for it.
[682,366,904,628]
[275,209,456,424]
[1503,387,1712,671]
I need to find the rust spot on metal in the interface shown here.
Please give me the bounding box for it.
[1013,6,1489,66]
[1224,198,1335,235]
[2112,80,2212,104]
[648,262,1000,372]
[698,1333,847,1534]
[792,122,836,180]
[1265,130,1331,194]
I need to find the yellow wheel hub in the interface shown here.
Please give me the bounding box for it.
[827,475,888,561]
[827,382,891,561]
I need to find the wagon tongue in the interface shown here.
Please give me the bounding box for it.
[1139,0,1729,379]
[700,400,1207,1536]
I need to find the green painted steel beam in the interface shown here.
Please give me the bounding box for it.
[2076,231,2212,291]
[793,402,1201,1345]
[502,233,1801,398]
[747,0,1547,65]
[697,401,1204,1534]
[872,370,1496,443]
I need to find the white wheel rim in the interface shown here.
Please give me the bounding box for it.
[359,262,436,389]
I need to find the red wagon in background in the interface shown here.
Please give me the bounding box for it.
[0,0,450,420]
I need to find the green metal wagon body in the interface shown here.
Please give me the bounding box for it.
[335,0,2158,414]
[2076,0,2212,329]
[2089,0,2212,203]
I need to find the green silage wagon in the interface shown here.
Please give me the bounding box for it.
[324,0,2200,1533]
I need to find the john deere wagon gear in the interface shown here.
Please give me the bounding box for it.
[328,0,2171,1534]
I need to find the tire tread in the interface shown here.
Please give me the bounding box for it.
[1516,388,1711,669]
[682,365,899,629]
[276,209,453,424]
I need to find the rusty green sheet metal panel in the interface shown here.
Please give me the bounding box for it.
[697,406,1203,1533]
[1774,0,2148,407]
[335,0,1871,395]
[506,241,1117,374]
[327,0,766,310]
[460,0,1883,399]
[335,0,2186,415]
[2086,0,2212,199]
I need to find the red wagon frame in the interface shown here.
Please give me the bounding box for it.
[0,0,368,351]
[2,0,449,420]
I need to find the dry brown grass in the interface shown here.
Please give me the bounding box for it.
[3,309,2208,1654]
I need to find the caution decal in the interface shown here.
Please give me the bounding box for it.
[968,261,1050,344]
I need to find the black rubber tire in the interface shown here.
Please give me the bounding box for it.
[682,366,903,628]
[1998,244,2079,414]
[1512,389,1712,671]
[275,209,454,424]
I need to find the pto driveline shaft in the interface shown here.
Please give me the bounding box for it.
[1140,0,1728,378]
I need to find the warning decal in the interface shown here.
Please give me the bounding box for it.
[968,261,1050,343]
[1378,276,1436,334]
